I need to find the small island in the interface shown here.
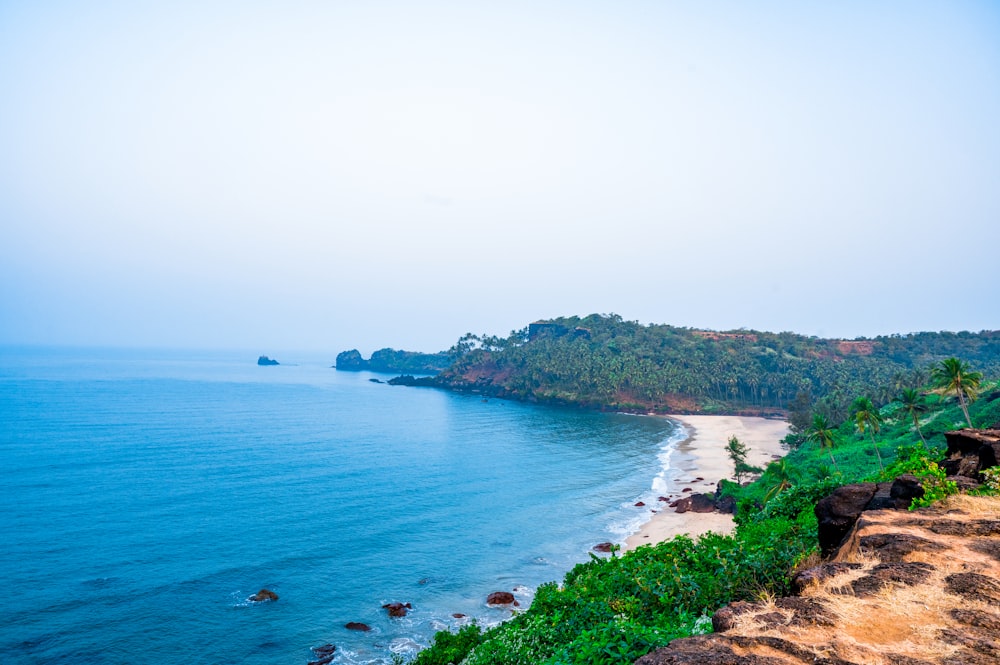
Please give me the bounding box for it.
[257,355,279,366]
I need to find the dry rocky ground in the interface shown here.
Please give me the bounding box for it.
[636,494,1000,665]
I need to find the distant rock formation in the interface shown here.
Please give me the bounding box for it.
[257,355,279,366]
[335,349,366,370]
[334,348,451,374]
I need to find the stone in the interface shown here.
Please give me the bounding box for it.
[383,602,412,617]
[345,622,371,631]
[592,542,614,553]
[715,494,737,514]
[248,588,278,602]
[257,355,279,366]
[889,475,925,509]
[858,533,945,561]
[689,493,717,513]
[635,501,646,506]
[486,591,516,606]
[815,483,877,557]
[790,562,863,594]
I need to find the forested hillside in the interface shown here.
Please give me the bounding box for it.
[418,314,1000,417]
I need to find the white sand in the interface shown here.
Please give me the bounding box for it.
[623,415,790,551]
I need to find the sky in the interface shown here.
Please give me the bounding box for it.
[2,1,998,355]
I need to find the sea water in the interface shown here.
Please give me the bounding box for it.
[0,347,687,664]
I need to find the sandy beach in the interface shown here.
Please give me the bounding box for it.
[623,415,790,551]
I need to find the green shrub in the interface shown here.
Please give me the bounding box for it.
[413,624,483,665]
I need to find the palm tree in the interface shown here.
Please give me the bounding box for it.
[853,396,884,471]
[896,388,928,444]
[931,357,983,428]
[804,413,839,473]
[763,460,795,502]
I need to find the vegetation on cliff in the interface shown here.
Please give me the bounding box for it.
[404,314,1000,417]
[411,359,1000,665]
[335,348,451,374]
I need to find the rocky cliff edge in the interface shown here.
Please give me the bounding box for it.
[636,493,1000,665]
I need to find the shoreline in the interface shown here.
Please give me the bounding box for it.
[623,415,790,551]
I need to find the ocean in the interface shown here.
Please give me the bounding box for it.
[0,347,686,664]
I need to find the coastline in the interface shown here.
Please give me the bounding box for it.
[623,415,790,551]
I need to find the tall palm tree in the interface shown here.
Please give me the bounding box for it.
[931,357,983,428]
[804,413,839,473]
[853,396,884,471]
[896,388,928,444]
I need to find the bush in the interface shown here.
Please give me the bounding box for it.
[414,624,483,665]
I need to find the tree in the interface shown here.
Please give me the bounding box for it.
[763,459,795,502]
[896,388,928,444]
[931,357,983,428]
[853,396,884,471]
[804,413,839,473]
[726,435,762,483]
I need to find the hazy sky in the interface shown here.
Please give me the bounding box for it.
[2,1,998,355]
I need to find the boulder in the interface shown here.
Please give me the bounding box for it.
[383,602,412,617]
[486,591,516,606]
[592,542,614,553]
[715,494,737,514]
[256,355,279,366]
[689,493,717,513]
[344,622,371,632]
[889,474,925,508]
[635,501,646,507]
[815,483,877,557]
[310,643,336,665]
[248,588,278,602]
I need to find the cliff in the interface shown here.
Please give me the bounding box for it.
[636,493,1000,665]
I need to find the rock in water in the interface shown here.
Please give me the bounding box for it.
[248,588,278,602]
[257,355,279,366]
[345,622,371,632]
[383,602,411,617]
[486,591,516,606]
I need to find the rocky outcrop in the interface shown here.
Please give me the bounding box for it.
[383,602,412,617]
[334,348,451,374]
[942,428,1000,479]
[814,476,926,557]
[670,493,717,514]
[248,588,278,602]
[308,644,336,665]
[344,622,371,631]
[257,355,279,366]
[635,494,1000,665]
[486,591,518,606]
[335,349,366,370]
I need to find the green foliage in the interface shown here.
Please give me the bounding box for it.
[874,442,958,509]
[413,624,483,665]
[931,357,984,427]
[431,315,1000,414]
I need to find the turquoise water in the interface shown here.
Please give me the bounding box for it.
[0,347,684,664]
